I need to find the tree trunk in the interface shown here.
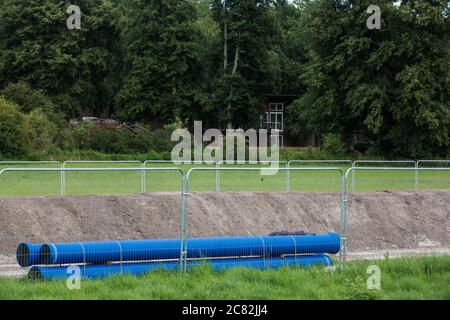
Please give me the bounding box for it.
[232,46,239,74]
[227,46,239,129]
[224,19,228,70]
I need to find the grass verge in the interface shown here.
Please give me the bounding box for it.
[0,256,449,300]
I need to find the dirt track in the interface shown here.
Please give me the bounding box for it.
[0,190,448,259]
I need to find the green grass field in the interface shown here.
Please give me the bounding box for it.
[0,162,448,196]
[0,256,448,300]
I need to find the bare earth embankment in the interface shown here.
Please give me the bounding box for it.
[0,190,449,276]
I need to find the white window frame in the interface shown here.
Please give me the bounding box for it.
[269,111,284,131]
[269,103,284,112]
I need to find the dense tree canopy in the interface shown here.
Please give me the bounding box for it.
[287,0,449,157]
[0,0,448,158]
[0,0,120,118]
[115,0,207,124]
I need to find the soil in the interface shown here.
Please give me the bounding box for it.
[0,190,448,275]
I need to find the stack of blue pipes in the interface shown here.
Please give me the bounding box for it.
[16,233,340,280]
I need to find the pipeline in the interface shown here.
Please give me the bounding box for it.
[16,243,43,267]
[39,233,340,265]
[29,254,333,280]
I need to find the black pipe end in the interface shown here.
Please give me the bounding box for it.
[16,243,30,267]
[28,266,43,281]
[39,245,52,265]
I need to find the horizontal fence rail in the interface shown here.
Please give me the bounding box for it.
[63,161,143,165]
[0,161,62,165]
[417,160,450,164]
[417,160,450,168]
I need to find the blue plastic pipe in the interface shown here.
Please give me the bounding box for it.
[16,243,43,267]
[29,254,333,280]
[40,233,340,265]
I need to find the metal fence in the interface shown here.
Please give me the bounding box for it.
[181,167,346,271]
[2,164,449,279]
[1,159,449,195]
[342,167,450,261]
[8,166,186,279]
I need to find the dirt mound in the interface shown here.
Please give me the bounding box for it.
[0,191,449,257]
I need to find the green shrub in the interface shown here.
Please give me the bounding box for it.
[27,109,58,150]
[86,127,131,154]
[55,127,78,151]
[0,82,55,114]
[321,133,346,157]
[49,150,171,162]
[280,146,350,161]
[0,96,31,158]
[59,122,178,155]
[148,126,176,153]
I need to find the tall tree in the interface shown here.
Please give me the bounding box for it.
[288,0,449,157]
[211,0,279,129]
[116,0,206,124]
[0,0,121,118]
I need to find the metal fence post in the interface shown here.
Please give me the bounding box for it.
[351,161,355,193]
[216,161,220,192]
[60,163,64,196]
[340,170,349,268]
[141,162,145,193]
[415,161,419,191]
[180,174,187,273]
[62,161,67,196]
[286,161,290,192]
[182,172,191,273]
